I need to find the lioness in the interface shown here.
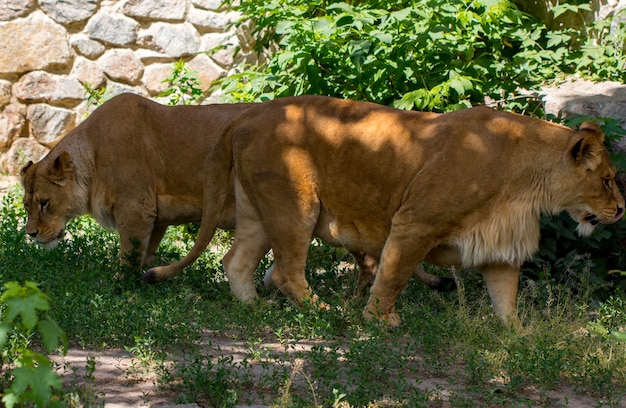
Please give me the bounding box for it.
[21,93,453,292]
[150,96,624,325]
[20,93,244,268]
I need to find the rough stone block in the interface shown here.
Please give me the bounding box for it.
[14,71,85,104]
[97,49,144,84]
[0,104,26,149]
[0,0,35,21]
[27,104,76,147]
[0,79,11,109]
[138,22,200,57]
[123,0,187,21]
[86,11,139,46]
[71,57,106,89]
[40,0,97,24]
[187,53,223,89]
[70,33,106,59]
[188,7,233,32]
[0,11,71,74]
[1,137,48,175]
[191,0,223,11]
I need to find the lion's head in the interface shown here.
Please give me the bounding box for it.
[561,122,624,236]
[20,151,86,248]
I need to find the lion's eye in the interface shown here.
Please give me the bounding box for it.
[603,178,613,189]
[39,200,49,212]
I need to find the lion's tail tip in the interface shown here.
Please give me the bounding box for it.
[428,277,457,292]
[142,268,161,284]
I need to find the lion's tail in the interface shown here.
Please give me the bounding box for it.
[415,267,457,292]
[143,136,233,284]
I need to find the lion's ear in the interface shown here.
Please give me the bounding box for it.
[20,161,34,179]
[578,121,605,144]
[571,136,604,172]
[47,151,74,186]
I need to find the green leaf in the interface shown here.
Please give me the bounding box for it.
[313,17,334,36]
[546,31,571,48]
[371,30,392,44]
[38,318,67,353]
[8,363,62,407]
[0,321,11,349]
[609,330,626,342]
[2,393,20,408]
[276,20,294,35]
[588,322,609,336]
[335,14,354,27]
[389,7,412,22]
[448,76,474,96]
[327,2,354,14]
[2,281,49,330]
[552,4,577,19]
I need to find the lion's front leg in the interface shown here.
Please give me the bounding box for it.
[480,262,521,325]
[118,227,153,270]
[364,224,431,327]
[115,200,158,270]
[143,224,168,267]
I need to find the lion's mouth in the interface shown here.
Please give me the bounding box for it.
[583,206,624,226]
[32,229,65,248]
[584,213,600,225]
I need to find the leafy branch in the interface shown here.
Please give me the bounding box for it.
[1,281,67,407]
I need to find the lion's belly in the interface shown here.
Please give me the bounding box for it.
[156,195,203,225]
[155,194,237,230]
[313,211,386,257]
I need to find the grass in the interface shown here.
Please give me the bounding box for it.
[2,185,626,407]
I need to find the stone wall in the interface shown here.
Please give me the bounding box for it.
[0,0,254,175]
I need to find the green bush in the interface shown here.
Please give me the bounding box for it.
[216,0,626,112]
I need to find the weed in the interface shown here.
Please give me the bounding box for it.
[158,59,204,106]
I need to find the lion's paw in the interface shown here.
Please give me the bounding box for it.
[362,307,401,328]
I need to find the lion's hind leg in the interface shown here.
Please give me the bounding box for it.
[236,171,322,307]
[261,216,320,306]
[222,208,271,302]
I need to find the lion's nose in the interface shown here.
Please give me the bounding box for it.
[27,231,38,238]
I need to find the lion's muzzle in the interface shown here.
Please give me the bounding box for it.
[27,228,65,248]
[583,205,624,226]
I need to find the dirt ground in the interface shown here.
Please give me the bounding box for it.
[50,338,625,408]
[2,174,625,408]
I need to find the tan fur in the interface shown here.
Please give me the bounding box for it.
[147,95,623,325]
[20,93,246,271]
[219,96,624,326]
